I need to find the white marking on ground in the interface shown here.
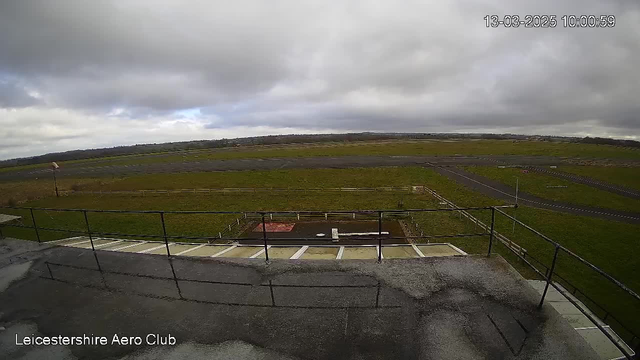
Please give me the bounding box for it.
[94,240,123,248]
[175,244,206,256]
[66,239,91,247]
[138,244,168,254]
[48,236,84,244]
[290,246,309,259]
[249,246,270,258]
[447,243,468,255]
[411,244,425,257]
[210,245,237,257]
[111,241,147,251]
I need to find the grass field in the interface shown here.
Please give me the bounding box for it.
[96,139,640,166]
[0,177,115,206]
[560,166,640,191]
[2,139,640,174]
[463,166,640,213]
[1,166,639,341]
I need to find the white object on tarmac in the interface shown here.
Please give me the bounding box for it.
[331,228,339,242]
[316,233,326,237]
[339,232,389,236]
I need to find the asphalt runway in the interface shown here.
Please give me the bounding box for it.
[432,166,640,224]
[0,155,567,181]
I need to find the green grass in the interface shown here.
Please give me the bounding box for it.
[0,163,50,173]
[2,166,639,341]
[86,167,431,191]
[414,169,640,341]
[90,139,640,167]
[560,166,640,191]
[0,177,117,206]
[463,166,640,213]
[3,139,639,174]
[1,191,441,242]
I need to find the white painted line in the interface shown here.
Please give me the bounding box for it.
[337,246,345,259]
[412,244,425,257]
[66,239,91,247]
[339,231,389,236]
[210,245,237,258]
[290,246,309,259]
[447,243,468,255]
[138,244,168,254]
[175,244,206,256]
[250,246,270,258]
[49,236,84,244]
[574,326,610,330]
[94,240,123,248]
[111,241,147,251]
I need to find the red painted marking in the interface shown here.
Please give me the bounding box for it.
[254,223,295,232]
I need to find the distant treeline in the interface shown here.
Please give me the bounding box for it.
[1,133,638,168]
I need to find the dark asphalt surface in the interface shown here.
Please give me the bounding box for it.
[0,155,566,181]
[0,239,599,360]
[433,166,640,224]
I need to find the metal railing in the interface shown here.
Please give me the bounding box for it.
[0,205,504,263]
[58,186,414,197]
[0,203,638,358]
[492,207,639,359]
[42,258,396,310]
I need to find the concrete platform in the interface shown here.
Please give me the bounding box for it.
[528,280,634,359]
[51,237,468,260]
[341,246,379,259]
[0,238,601,359]
[301,246,339,259]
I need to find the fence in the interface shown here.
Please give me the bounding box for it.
[0,204,638,358]
[0,206,501,262]
[41,257,396,309]
[491,207,639,359]
[59,186,415,197]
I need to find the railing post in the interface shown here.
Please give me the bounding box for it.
[83,210,95,251]
[487,207,495,256]
[378,211,382,262]
[539,245,561,309]
[30,208,41,243]
[160,212,170,257]
[262,214,269,262]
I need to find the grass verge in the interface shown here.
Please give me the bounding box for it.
[463,166,640,213]
[3,139,640,173]
[560,166,640,191]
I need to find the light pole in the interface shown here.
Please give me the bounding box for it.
[512,176,519,234]
[51,162,59,197]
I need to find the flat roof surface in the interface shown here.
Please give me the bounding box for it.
[0,238,600,359]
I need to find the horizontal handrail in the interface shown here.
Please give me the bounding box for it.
[494,207,640,303]
[0,205,515,214]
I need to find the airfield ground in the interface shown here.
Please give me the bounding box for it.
[1,139,639,351]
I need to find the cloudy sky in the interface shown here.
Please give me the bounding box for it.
[0,1,639,160]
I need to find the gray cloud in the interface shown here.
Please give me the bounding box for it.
[0,0,639,159]
[0,78,43,108]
